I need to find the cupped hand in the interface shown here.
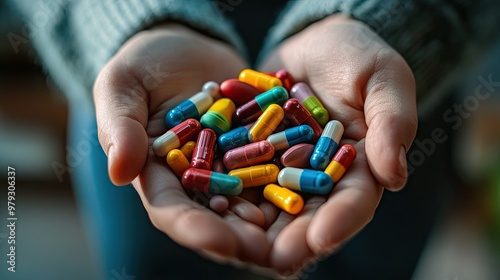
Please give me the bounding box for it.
[257,14,418,274]
[93,24,272,266]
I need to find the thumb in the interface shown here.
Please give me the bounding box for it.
[94,63,149,186]
[364,51,417,191]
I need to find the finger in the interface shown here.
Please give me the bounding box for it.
[227,196,265,228]
[133,154,239,258]
[307,140,383,254]
[364,49,417,190]
[259,200,281,229]
[94,59,149,186]
[209,195,229,213]
[268,196,325,275]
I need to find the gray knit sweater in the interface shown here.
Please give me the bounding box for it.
[9,0,500,113]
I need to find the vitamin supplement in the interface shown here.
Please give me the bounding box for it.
[283,98,323,141]
[238,68,282,92]
[248,104,284,142]
[275,69,295,92]
[180,141,196,160]
[228,164,279,188]
[153,118,201,157]
[182,168,243,195]
[200,98,236,135]
[280,143,315,168]
[217,122,254,153]
[202,81,221,99]
[267,125,314,150]
[233,86,289,125]
[278,167,334,195]
[290,83,329,126]
[310,120,344,170]
[212,158,226,173]
[165,82,217,128]
[190,129,217,170]
[325,144,357,182]
[263,184,303,215]
[166,149,190,177]
[220,79,260,106]
[223,140,274,170]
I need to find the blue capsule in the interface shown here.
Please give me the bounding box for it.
[310,120,344,170]
[217,122,254,153]
[277,167,334,195]
[267,125,314,150]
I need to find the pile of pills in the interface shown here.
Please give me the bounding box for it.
[153,69,356,215]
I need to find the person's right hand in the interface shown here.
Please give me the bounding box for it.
[93,23,272,266]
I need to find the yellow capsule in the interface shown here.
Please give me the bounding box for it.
[180,141,196,160]
[248,104,284,142]
[238,69,282,92]
[228,164,279,188]
[324,161,345,183]
[166,149,190,177]
[200,98,236,135]
[263,184,304,215]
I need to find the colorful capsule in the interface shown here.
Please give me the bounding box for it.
[290,83,329,126]
[275,70,295,92]
[223,140,274,170]
[278,167,334,195]
[190,129,217,170]
[165,82,217,128]
[238,69,282,92]
[166,149,190,177]
[325,144,357,182]
[228,164,279,188]
[220,79,261,106]
[283,98,323,140]
[180,141,196,160]
[153,118,201,157]
[263,184,304,215]
[217,122,254,153]
[280,143,315,168]
[248,104,284,142]
[182,168,242,195]
[310,120,344,170]
[233,86,289,125]
[200,98,236,135]
[267,125,314,151]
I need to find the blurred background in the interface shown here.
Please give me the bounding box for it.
[1,1,500,280]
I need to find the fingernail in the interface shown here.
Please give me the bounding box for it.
[398,146,407,180]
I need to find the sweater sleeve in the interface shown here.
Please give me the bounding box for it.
[9,0,245,108]
[259,0,500,113]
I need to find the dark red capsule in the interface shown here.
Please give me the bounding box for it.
[190,129,217,170]
[220,79,261,106]
[275,70,296,92]
[283,98,323,141]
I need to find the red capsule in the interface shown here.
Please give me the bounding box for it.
[190,129,217,170]
[280,143,315,168]
[275,70,295,92]
[324,144,357,182]
[233,99,263,126]
[220,79,261,106]
[223,141,275,170]
[153,118,201,157]
[283,98,323,141]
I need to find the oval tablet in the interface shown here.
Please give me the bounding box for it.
[280,143,315,168]
[220,79,261,106]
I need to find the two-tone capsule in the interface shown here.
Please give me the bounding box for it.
[223,141,274,170]
[283,98,323,140]
[200,98,236,135]
[228,164,279,188]
[310,120,344,170]
[190,129,217,170]
[153,118,201,157]
[167,149,190,177]
[325,144,356,182]
[165,81,218,128]
[290,83,329,126]
[267,125,314,150]
[263,184,304,215]
[248,104,284,142]
[182,168,242,195]
[278,167,334,195]
[238,69,282,92]
[233,86,289,125]
[217,122,254,153]
[220,79,260,106]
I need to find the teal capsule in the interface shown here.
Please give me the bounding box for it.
[181,168,243,195]
[233,86,289,125]
[277,167,334,195]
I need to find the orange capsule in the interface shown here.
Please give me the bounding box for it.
[263,184,304,215]
[228,164,279,188]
